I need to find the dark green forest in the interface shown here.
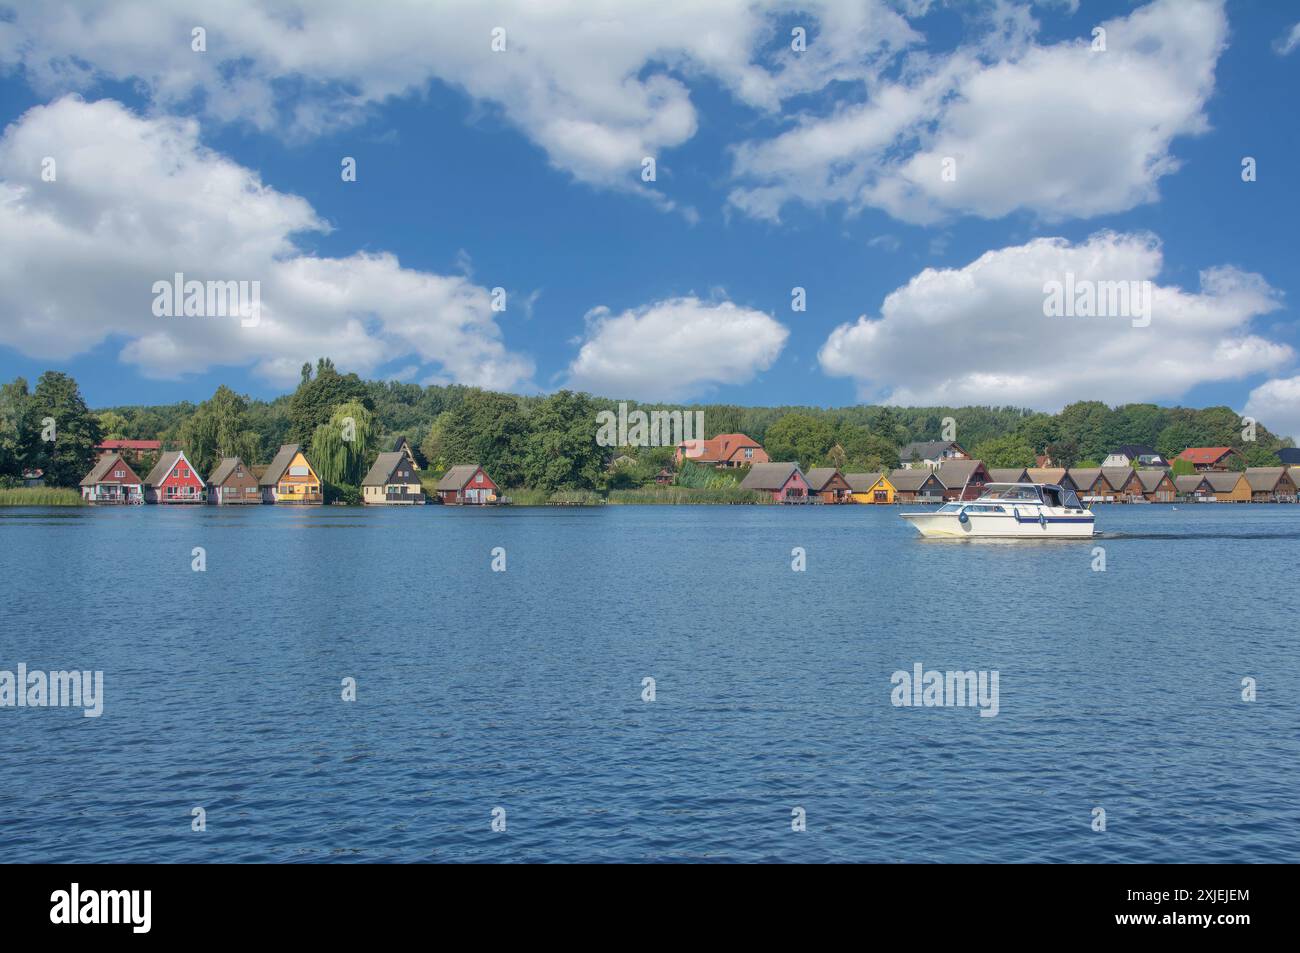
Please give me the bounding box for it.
[1,358,1292,494]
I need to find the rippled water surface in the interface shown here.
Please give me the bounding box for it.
[1,503,1297,862]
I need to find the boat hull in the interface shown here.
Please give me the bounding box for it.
[900,511,1094,539]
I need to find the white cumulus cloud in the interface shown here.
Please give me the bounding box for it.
[566,297,788,400]
[730,0,1227,223]
[1244,376,1300,443]
[818,231,1289,409]
[0,0,919,200]
[0,96,534,390]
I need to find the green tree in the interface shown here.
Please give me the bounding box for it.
[310,401,378,487]
[96,410,130,440]
[287,358,371,444]
[972,433,1037,469]
[765,413,835,470]
[1241,444,1281,467]
[27,372,102,487]
[1156,420,1211,459]
[1052,401,1114,462]
[434,390,528,486]
[1045,437,1081,468]
[520,390,605,491]
[0,377,34,479]
[179,385,263,477]
[835,424,899,471]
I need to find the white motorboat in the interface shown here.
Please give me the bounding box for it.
[900,482,1095,539]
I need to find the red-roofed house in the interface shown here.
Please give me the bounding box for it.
[96,439,162,463]
[1175,447,1243,472]
[675,433,768,468]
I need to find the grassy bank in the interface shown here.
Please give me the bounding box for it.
[506,488,605,506]
[607,486,766,505]
[0,487,85,506]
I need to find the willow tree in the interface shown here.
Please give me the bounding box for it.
[180,385,262,476]
[310,400,377,486]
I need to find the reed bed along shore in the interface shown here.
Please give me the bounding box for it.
[0,487,85,506]
[506,488,605,506]
[606,486,767,505]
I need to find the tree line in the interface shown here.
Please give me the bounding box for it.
[1,359,1292,493]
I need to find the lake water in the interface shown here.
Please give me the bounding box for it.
[1,502,1297,863]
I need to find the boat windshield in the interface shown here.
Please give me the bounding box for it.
[937,503,964,513]
[1061,488,1083,509]
[979,484,1042,502]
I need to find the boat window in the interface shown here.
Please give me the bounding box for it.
[1044,487,1062,507]
[983,485,1040,502]
[1061,489,1083,509]
[937,503,963,513]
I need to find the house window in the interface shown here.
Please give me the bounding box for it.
[744,448,753,459]
[115,469,124,478]
[475,473,484,483]
[289,465,309,476]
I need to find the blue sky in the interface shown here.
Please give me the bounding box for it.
[0,0,1298,436]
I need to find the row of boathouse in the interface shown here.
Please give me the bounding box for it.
[738,460,1300,504]
[79,439,500,505]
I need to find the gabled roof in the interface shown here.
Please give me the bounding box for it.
[1204,471,1245,492]
[362,452,415,487]
[899,440,965,464]
[680,432,762,462]
[208,456,249,486]
[260,444,305,486]
[1026,467,1067,485]
[143,450,199,487]
[1174,474,1209,492]
[845,472,888,492]
[889,468,944,492]
[1135,469,1172,491]
[96,439,161,451]
[1176,447,1237,465]
[934,459,985,488]
[803,467,846,491]
[1101,466,1137,488]
[987,468,1029,484]
[1244,467,1291,492]
[740,462,803,491]
[80,452,139,486]
[1066,467,1103,489]
[391,435,420,469]
[436,464,485,491]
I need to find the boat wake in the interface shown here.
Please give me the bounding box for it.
[1095,530,1300,541]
